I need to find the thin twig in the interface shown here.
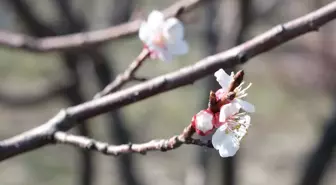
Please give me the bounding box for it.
[1,1,336,161]
[0,0,205,52]
[94,49,150,98]
[54,124,211,155]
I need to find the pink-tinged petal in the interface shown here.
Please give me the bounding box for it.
[192,110,214,136]
[219,103,241,122]
[163,18,184,41]
[213,112,223,128]
[235,99,255,113]
[215,89,226,101]
[147,10,164,30]
[167,40,189,55]
[214,69,233,90]
[139,22,150,42]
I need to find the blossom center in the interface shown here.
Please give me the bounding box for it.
[152,32,167,48]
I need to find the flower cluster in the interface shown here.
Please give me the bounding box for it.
[138,10,189,62]
[138,10,255,157]
[192,69,255,157]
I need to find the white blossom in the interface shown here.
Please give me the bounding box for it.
[212,103,251,157]
[138,10,189,62]
[214,69,255,113]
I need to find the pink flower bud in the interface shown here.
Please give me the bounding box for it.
[191,109,216,136]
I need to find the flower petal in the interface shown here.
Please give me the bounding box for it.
[235,99,255,113]
[147,10,164,31]
[167,40,189,55]
[163,18,184,41]
[219,103,241,122]
[215,89,226,101]
[139,22,150,42]
[211,125,228,149]
[235,115,251,140]
[157,49,173,62]
[212,127,239,157]
[218,142,239,157]
[214,69,233,90]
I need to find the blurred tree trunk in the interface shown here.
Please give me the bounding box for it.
[5,1,95,185]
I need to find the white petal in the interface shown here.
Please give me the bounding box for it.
[235,99,255,113]
[163,18,184,41]
[214,69,233,90]
[218,143,239,157]
[236,115,251,139]
[212,127,239,157]
[147,10,164,31]
[157,49,173,62]
[219,103,241,122]
[139,22,150,42]
[211,126,228,149]
[167,40,189,55]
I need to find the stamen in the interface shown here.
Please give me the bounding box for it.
[236,93,248,99]
[235,82,245,91]
[240,83,252,93]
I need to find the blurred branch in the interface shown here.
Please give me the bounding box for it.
[54,124,212,155]
[298,114,336,185]
[253,0,281,21]
[109,0,134,25]
[94,48,149,97]
[0,81,73,107]
[0,0,206,52]
[1,1,336,161]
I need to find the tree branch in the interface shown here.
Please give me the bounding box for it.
[1,1,336,161]
[54,124,211,156]
[0,0,205,52]
[94,49,150,97]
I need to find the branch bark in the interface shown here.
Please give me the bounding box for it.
[1,1,336,161]
[54,124,211,156]
[0,0,205,52]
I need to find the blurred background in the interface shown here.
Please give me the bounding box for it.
[0,0,335,185]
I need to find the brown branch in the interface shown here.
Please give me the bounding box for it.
[0,0,205,52]
[54,124,211,156]
[1,1,336,161]
[94,49,150,98]
[131,76,148,82]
